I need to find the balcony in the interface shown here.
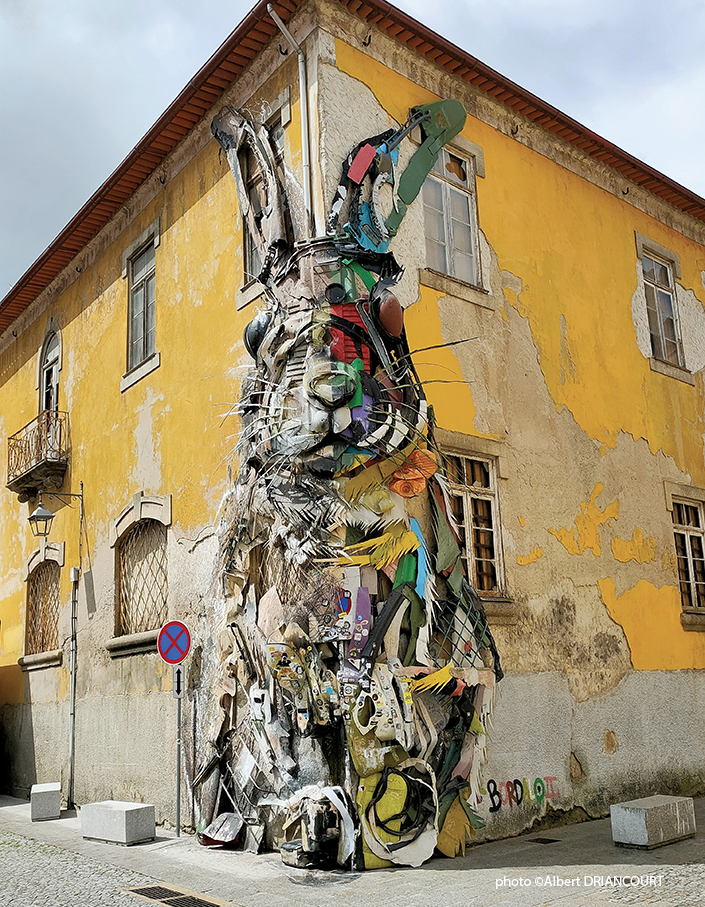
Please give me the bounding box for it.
[7,410,69,500]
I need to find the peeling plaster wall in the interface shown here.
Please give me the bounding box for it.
[477,670,705,839]
[313,4,705,839]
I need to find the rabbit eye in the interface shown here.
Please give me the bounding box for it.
[243,312,272,358]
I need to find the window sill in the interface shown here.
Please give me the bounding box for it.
[237,279,266,311]
[18,650,63,671]
[680,611,705,632]
[479,597,518,626]
[649,358,695,386]
[120,353,161,393]
[419,269,493,310]
[106,629,159,658]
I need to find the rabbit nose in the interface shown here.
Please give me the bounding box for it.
[304,356,360,407]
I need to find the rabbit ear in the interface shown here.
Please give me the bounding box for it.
[212,106,289,283]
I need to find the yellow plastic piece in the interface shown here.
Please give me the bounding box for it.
[409,664,455,693]
[344,445,419,502]
[437,795,473,857]
[357,770,408,870]
[343,525,420,569]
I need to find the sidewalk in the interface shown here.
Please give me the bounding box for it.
[1,794,703,907]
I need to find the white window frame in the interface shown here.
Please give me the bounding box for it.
[422,144,482,289]
[634,232,689,377]
[120,219,161,391]
[127,242,156,371]
[642,251,683,367]
[35,318,62,413]
[444,453,505,597]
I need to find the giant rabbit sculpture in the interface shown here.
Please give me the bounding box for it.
[200,98,502,868]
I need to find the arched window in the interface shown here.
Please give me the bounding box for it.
[116,519,168,635]
[41,332,60,413]
[26,561,61,654]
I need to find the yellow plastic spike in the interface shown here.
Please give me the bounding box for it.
[409,664,454,693]
[343,526,420,569]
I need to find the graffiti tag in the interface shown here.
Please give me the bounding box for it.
[485,776,560,813]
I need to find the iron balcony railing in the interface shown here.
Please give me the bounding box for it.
[7,410,69,495]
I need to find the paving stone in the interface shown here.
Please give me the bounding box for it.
[2,794,704,907]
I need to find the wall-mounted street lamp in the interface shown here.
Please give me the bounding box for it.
[28,483,84,538]
[28,497,55,537]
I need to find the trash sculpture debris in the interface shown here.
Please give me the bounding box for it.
[202,98,503,868]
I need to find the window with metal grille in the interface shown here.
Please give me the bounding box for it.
[422,148,480,287]
[116,519,168,635]
[128,242,156,371]
[642,252,683,366]
[444,454,503,595]
[672,500,705,612]
[26,560,60,654]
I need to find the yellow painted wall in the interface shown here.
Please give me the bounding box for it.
[1,138,249,696]
[405,286,481,437]
[333,38,705,673]
[334,38,705,486]
[600,579,705,669]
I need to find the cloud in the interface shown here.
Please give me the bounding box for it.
[1,0,702,294]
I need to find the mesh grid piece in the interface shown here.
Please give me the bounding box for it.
[117,519,168,635]
[430,597,491,670]
[26,561,60,654]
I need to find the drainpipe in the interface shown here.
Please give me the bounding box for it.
[67,566,79,808]
[267,4,313,235]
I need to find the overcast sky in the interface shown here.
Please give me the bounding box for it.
[1,0,703,296]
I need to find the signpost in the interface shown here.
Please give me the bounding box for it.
[158,621,191,837]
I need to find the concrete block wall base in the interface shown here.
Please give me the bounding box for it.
[80,800,156,845]
[30,782,61,821]
[611,794,696,849]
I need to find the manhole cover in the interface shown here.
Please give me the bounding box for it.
[126,884,231,906]
[529,837,560,845]
[130,887,184,901]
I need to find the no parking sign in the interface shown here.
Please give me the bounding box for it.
[158,620,191,838]
[158,620,191,665]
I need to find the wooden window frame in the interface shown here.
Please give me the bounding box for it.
[672,498,705,614]
[444,453,505,598]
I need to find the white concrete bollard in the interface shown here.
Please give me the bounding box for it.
[30,782,62,821]
[80,800,156,845]
[611,795,696,849]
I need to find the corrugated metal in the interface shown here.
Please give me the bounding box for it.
[2,0,703,334]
